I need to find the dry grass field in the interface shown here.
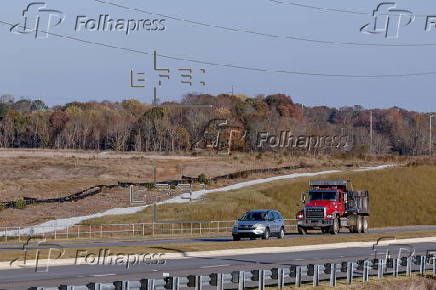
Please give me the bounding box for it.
[84,165,436,229]
[0,149,381,227]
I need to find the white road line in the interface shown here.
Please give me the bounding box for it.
[200,264,230,269]
[91,274,116,277]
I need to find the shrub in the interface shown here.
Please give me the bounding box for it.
[14,199,26,209]
[198,173,209,185]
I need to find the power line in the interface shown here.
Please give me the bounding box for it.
[263,0,429,18]
[92,0,436,47]
[2,19,436,78]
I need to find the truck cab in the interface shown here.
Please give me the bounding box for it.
[296,180,369,235]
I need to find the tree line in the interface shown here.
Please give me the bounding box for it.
[0,93,433,155]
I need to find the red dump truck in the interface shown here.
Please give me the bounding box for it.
[295,180,369,235]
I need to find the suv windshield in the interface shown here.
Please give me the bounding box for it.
[309,191,337,201]
[240,211,268,221]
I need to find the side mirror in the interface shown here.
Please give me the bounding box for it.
[301,192,307,203]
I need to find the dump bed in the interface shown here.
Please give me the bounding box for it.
[346,190,369,215]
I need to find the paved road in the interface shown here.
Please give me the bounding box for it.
[0,241,435,289]
[1,225,436,251]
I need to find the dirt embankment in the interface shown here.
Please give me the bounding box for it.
[0,149,386,227]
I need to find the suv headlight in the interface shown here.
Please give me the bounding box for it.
[253,224,266,230]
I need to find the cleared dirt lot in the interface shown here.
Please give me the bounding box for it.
[0,149,387,227]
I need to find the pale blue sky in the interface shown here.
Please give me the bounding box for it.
[1,0,436,111]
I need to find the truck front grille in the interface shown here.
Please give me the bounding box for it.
[305,207,324,219]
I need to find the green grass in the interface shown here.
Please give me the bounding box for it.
[83,165,436,228]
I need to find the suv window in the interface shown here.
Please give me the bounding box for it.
[275,212,283,220]
[266,211,275,221]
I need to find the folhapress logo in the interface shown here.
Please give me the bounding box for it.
[11,2,64,39]
[360,2,414,38]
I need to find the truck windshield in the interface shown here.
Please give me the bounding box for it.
[309,191,337,201]
[240,212,268,221]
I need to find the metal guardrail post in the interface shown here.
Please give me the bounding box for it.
[329,264,337,287]
[149,279,155,290]
[346,262,353,284]
[217,273,223,290]
[196,275,203,290]
[238,271,245,290]
[173,277,180,290]
[278,268,284,289]
[393,259,399,277]
[18,227,21,241]
[89,225,92,238]
[377,259,383,279]
[406,257,412,277]
[199,223,202,235]
[140,279,149,290]
[295,266,302,287]
[420,256,426,274]
[433,257,436,274]
[363,261,369,282]
[100,225,103,239]
[259,270,265,290]
[152,222,155,237]
[313,264,320,286]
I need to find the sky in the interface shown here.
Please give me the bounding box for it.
[1,0,436,111]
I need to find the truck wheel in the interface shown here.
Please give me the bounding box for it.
[278,227,285,239]
[262,228,270,240]
[322,227,329,234]
[360,216,368,233]
[330,218,339,235]
[356,216,363,233]
[297,226,307,235]
[349,226,356,233]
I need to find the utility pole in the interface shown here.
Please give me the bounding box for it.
[370,111,373,154]
[431,115,435,156]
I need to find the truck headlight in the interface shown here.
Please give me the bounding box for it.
[297,214,304,220]
[326,214,333,219]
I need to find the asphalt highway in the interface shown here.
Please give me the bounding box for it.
[0,226,435,289]
[1,225,436,251]
[0,241,435,289]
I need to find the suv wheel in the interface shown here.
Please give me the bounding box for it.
[232,235,240,241]
[262,228,270,240]
[278,227,285,239]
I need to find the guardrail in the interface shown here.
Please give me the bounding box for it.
[0,219,298,241]
[28,254,436,289]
